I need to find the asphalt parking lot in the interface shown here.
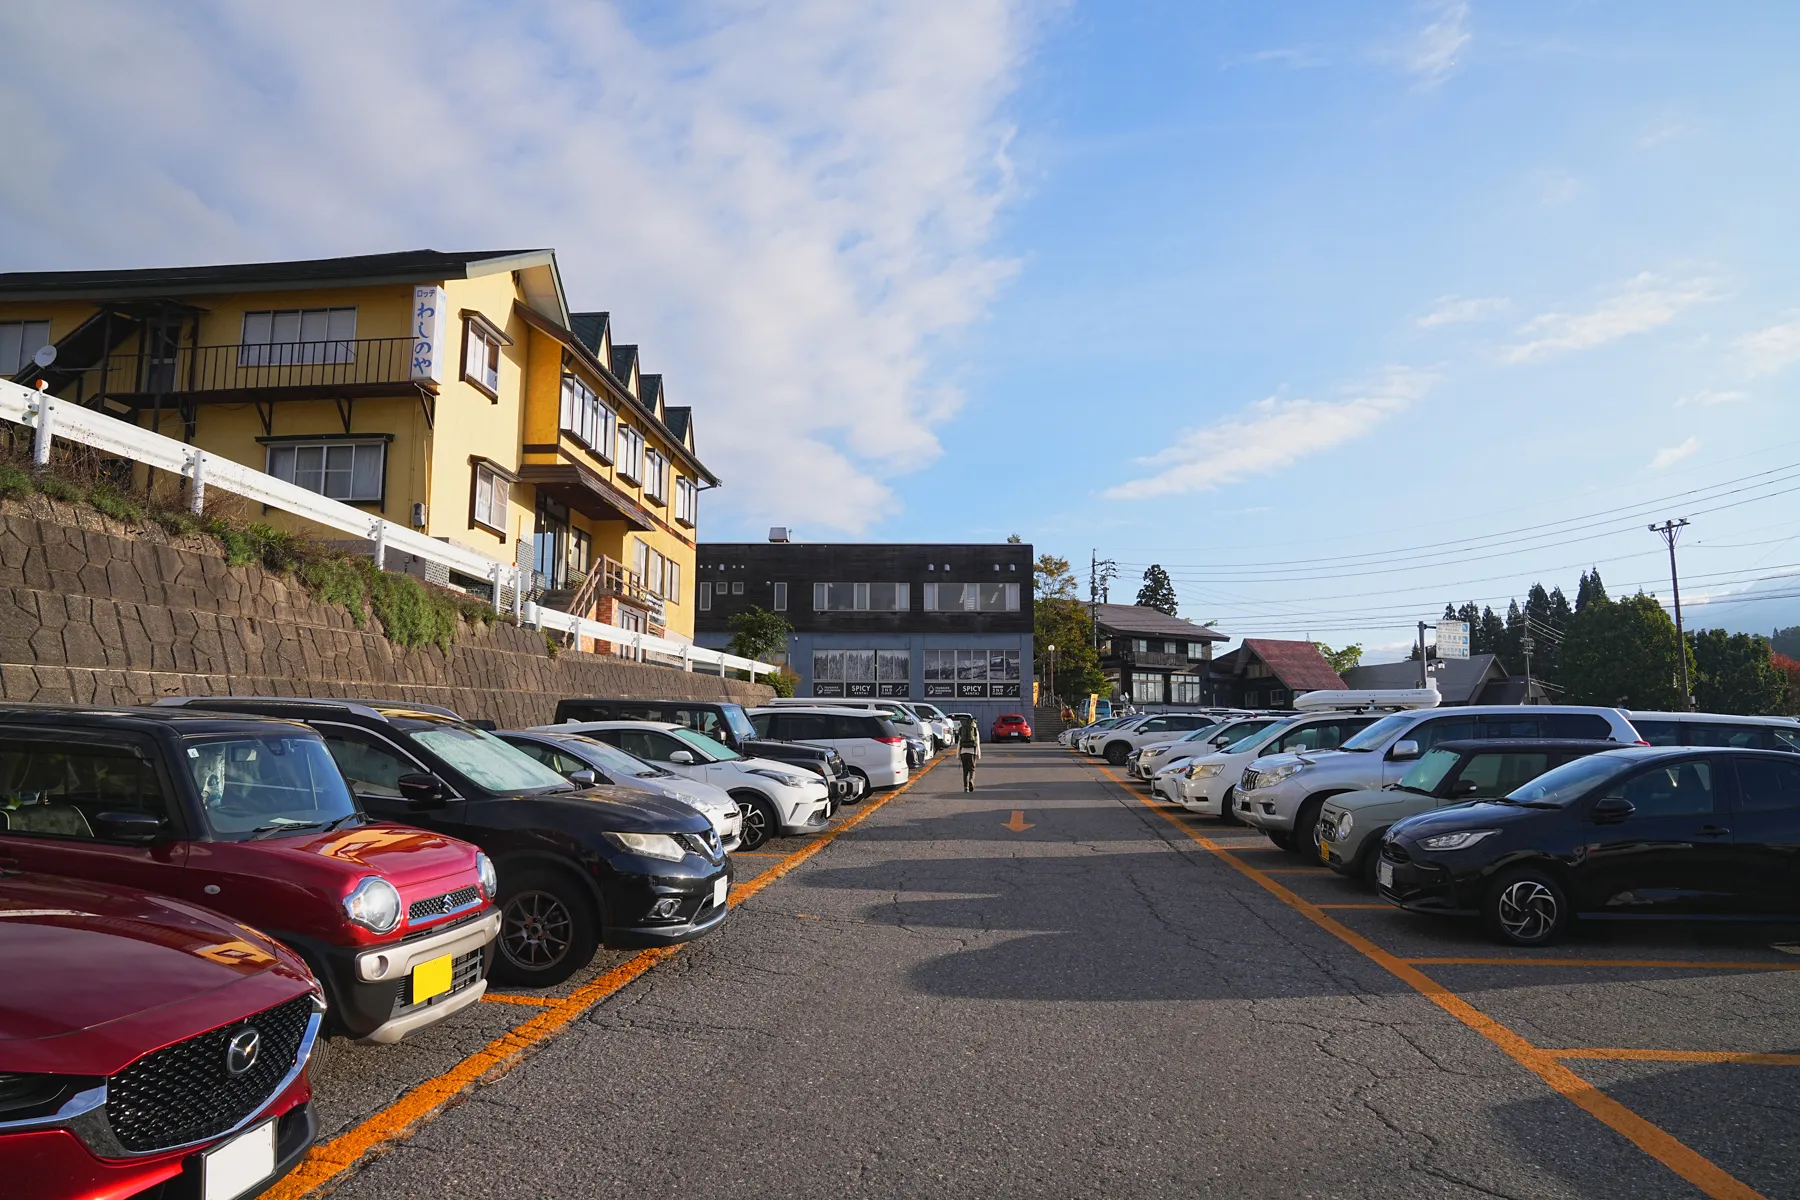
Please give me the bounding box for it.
[272,744,1800,1199]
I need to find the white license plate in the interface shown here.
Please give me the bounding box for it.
[202,1120,276,1200]
[1377,861,1394,890]
[712,877,729,908]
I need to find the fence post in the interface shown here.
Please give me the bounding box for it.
[370,519,387,570]
[718,652,727,678]
[490,563,505,611]
[681,645,692,672]
[521,601,538,629]
[512,565,525,621]
[31,387,52,467]
[187,449,206,515]
[633,632,643,662]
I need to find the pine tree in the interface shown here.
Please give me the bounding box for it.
[1575,569,1608,612]
[1478,606,1506,659]
[1500,600,1525,673]
[1136,564,1178,615]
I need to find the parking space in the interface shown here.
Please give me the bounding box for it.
[1096,757,1800,1200]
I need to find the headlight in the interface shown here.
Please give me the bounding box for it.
[1193,763,1224,778]
[1335,812,1354,839]
[750,768,809,788]
[343,877,402,934]
[1263,761,1304,785]
[475,852,498,900]
[601,831,688,861]
[1418,829,1499,851]
[670,790,702,806]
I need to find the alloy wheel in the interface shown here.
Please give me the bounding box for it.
[738,800,770,849]
[502,890,574,969]
[1495,880,1559,942]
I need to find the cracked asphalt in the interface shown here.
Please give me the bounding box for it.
[321,744,1800,1199]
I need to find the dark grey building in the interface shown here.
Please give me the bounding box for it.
[694,539,1035,729]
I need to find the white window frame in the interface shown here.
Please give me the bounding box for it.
[265,440,386,503]
[472,463,509,534]
[240,308,357,366]
[0,320,52,375]
[644,448,669,504]
[674,476,697,526]
[772,581,788,611]
[666,561,681,604]
[463,319,502,396]
[922,582,1018,612]
[559,375,617,461]
[616,423,645,484]
[698,582,712,611]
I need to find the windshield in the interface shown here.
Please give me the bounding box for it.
[558,735,666,780]
[185,734,359,837]
[408,724,573,793]
[1218,718,1281,752]
[721,705,756,742]
[1180,722,1228,742]
[1340,713,1418,752]
[1398,748,1461,794]
[879,707,919,726]
[669,726,741,761]
[914,705,946,720]
[1507,754,1629,807]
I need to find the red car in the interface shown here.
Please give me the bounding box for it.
[991,714,1033,742]
[0,872,323,1200]
[0,705,500,1043]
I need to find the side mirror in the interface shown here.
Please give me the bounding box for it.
[1389,740,1421,761]
[567,769,597,788]
[1591,795,1635,824]
[95,811,164,844]
[668,750,696,765]
[1452,779,1480,797]
[396,772,449,809]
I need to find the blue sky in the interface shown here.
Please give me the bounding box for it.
[1,1,1796,660]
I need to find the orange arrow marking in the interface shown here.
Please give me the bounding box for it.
[1003,810,1034,832]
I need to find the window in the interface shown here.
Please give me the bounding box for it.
[1135,639,1149,653]
[921,583,1018,612]
[1542,713,1615,739]
[699,582,712,611]
[0,321,52,375]
[240,308,356,366]
[616,424,645,483]
[1687,722,1772,749]
[646,550,666,597]
[1615,761,1715,819]
[1268,689,1289,707]
[471,462,510,535]
[559,375,616,461]
[1170,674,1205,705]
[317,729,421,798]
[266,440,385,502]
[0,738,171,840]
[569,528,591,580]
[812,648,910,697]
[731,581,744,595]
[1633,719,1681,747]
[632,538,649,583]
[1736,758,1800,812]
[1188,642,1205,659]
[462,317,503,396]
[812,582,910,612]
[1408,718,1478,753]
[643,449,669,504]
[773,582,788,611]
[666,561,680,604]
[674,476,698,526]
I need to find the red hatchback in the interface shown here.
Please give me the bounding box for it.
[991,714,1033,742]
[0,705,499,1043]
[0,872,322,1200]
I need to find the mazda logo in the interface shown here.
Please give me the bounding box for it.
[225,1028,261,1076]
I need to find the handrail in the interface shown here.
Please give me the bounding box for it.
[0,379,774,678]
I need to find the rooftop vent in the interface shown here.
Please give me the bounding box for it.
[769,526,791,543]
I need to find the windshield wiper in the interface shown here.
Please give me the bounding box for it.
[319,812,362,832]
[1392,784,1433,795]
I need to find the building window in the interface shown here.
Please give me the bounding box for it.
[559,375,616,461]
[616,424,645,483]
[643,449,669,504]
[810,649,911,698]
[632,538,649,583]
[462,317,504,397]
[674,476,698,526]
[731,581,744,595]
[813,582,910,612]
[1171,674,1205,705]
[699,582,712,611]
[666,561,680,604]
[645,549,667,596]
[1246,662,1271,680]
[921,582,1019,612]
[0,321,52,374]
[266,440,384,502]
[240,308,356,366]
[470,461,511,535]
[1269,689,1290,707]
[772,581,788,611]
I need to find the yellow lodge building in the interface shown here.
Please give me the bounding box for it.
[0,250,714,640]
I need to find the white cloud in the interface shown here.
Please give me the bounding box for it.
[1736,313,1800,376]
[1649,437,1700,470]
[1404,1,1471,87]
[1502,273,1715,365]
[0,0,1041,534]
[1417,295,1507,328]
[1102,367,1434,501]
[1674,389,1747,408]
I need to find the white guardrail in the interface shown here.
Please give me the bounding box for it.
[0,380,773,680]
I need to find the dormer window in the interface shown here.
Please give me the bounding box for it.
[460,312,511,399]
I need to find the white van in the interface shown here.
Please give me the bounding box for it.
[1626,711,1800,751]
[747,706,911,789]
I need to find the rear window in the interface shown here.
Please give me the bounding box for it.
[1687,722,1771,749]
[1632,719,1681,747]
[1543,713,1615,739]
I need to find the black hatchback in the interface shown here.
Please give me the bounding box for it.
[1378,746,1800,945]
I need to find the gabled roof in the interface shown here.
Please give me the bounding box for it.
[664,406,694,450]
[1091,603,1228,641]
[569,311,610,357]
[1239,639,1348,692]
[639,373,665,420]
[610,345,639,395]
[1341,653,1509,705]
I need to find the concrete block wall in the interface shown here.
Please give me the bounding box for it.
[0,496,771,727]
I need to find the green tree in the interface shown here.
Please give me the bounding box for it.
[1689,629,1785,714]
[1006,533,1023,543]
[1559,592,1687,709]
[1314,642,1363,673]
[1035,595,1106,703]
[1035,553,1079,600]
[726,605,793,663]
[1773,625,1800,658]
[1575,568,1609,612]
[1136,564,1178,615]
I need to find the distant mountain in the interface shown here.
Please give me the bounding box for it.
[1679,573,1800,639]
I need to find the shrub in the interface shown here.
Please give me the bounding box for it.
[34,474,84,504]
[0,463,33,500]
[87,483,143,524]
[296,557,370,627]
[365,564,459,650]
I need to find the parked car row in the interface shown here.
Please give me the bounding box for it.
[0,691,949,1199]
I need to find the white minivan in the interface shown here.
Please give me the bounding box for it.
[747,706,911,790]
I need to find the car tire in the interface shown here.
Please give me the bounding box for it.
[1289,797,1326,859]
[733,791,782,851]
[1266,830,1292,850]
[1358,835,1388,890]
[1104,742,1130,766]
[1481,867,1569,947]
[492,865,600,988]
[1218,787,1240,825]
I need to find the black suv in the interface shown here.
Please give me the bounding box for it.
[157,697,732,987]
[552,698,759,753]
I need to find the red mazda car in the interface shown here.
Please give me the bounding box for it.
[0,872,323,1200]
[991,714,1033,742]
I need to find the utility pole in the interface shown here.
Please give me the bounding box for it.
[1088,550,1116,651]
[1521,630,1535,704]
[1649,518,1693,710]
[1416,622,1429,688]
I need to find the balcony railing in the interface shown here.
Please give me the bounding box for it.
[53,337,422,402]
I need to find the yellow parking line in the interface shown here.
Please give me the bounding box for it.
[1093,762,1768,1200]
[1555,1049,1800,1066]
[1407,957,1800,971]
[479,993,560,1008]
[267,759,940,1199]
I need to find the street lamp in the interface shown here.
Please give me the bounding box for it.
[1047,644,1056,706]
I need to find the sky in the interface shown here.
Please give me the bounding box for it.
[1,1,1797,661]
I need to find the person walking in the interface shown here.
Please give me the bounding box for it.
[957,716,981,792]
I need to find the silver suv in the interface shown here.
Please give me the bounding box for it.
[1235,705,1639,856]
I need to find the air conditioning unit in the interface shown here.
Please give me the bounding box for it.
[769,526,790,543]
[411,502,428,529]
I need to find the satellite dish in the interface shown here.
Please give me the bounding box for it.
[32,344,56,368]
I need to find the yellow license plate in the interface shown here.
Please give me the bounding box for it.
[1319,837,1331,864]
[411,954,453,1003]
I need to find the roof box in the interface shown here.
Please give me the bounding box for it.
[1294,684,1440,713]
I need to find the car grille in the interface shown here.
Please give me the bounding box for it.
[680,829,723,861]
[408,885,482,924]
[393,948,485,1015]
[105,994,313,1154]
[1241,767,1262,790]
[1382,840,1411,863]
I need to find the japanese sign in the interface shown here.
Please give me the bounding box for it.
[410,285,447,385]
[1435,619,1471,660]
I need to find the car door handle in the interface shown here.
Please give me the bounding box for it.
[1696,825,1731,838]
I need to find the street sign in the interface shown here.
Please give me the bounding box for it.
[1436,620,1470,659]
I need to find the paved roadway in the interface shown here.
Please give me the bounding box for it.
[301,744,1800,1199]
